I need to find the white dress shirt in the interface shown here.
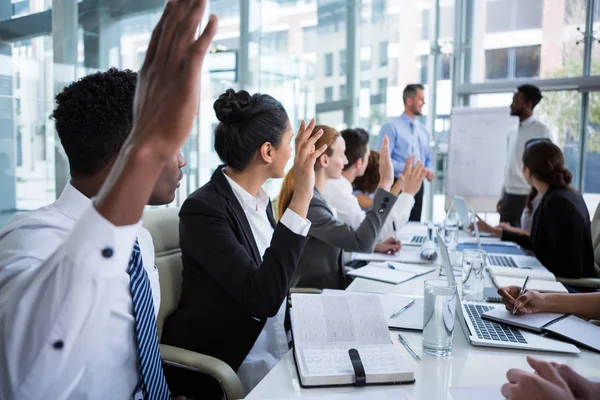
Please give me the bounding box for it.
[322,177,415,241]
[503,115,553,195]
[222,171,310,393]
[0,183,159,400]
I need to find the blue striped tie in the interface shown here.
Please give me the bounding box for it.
[128,239,171,400]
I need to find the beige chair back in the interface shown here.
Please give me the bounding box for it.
[142,207,182,340]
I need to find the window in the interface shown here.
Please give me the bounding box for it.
[440,54,451,80]
[485,0,542,33]
[420,9,430,40]
[325,52,334,76]
[325,87,334,102]
[378,78,387,98]
[340,49,346,76]
[379,41,388,67]
[360,45,371,71]
[515,46,541,78]
[419,55,428,84]
[360,80,370,89]
[372,0,386,23]
[485,46,540,80]
[340,84,347,99]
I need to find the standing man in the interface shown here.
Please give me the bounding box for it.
[498,84,552,227]
[376,84,434,222]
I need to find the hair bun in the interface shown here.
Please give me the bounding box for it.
[550,168,573,188]
[213,89,255,123]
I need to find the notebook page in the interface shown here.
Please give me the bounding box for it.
[491,277,568,293]
[487,266,555,281]
[372,261,436,276]
[347,265,416,284]
[482,307,564,332]
[290,293,390,346]
[545,315,600,352]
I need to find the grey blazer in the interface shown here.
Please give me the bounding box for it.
[292,187,397,289]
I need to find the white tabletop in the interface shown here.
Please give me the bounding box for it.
[246,247,600,399]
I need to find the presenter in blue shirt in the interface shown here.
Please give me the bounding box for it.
[376,84,434,221]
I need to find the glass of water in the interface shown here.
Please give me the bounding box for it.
[462,250,486,301]
[423,279,458,357]
[444,210,459,251]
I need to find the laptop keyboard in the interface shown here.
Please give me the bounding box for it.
[487,254,518,268]
[411,236,426,244]
[464,304,527,344]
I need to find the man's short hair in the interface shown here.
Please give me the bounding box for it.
[517,84,543,109]
[403,84,425,104]
[341,128,370,171]
[51,68,137,177]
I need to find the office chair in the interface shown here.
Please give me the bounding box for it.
[143,207,245,400]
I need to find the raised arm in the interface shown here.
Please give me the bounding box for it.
[0,1,217,397]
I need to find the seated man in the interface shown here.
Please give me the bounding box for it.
[322,128,424,251]
[0,0,217,397]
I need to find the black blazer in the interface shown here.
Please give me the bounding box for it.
[161,167,309,398]
[502,186,595,279]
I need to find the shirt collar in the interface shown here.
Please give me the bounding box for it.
[55,182,91,220]
[520,115,536,128]
[400,112,415,125]
[222,169,269,212]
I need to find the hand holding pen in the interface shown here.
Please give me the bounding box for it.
[498,284,547,315]
[512,276,530,315]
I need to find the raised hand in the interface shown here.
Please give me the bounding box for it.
[378,136,394,192]
[399,158,426,196]
[95,0,218,225]
[130,0,218,160]
[498,286,546,315]
[287,119,328,218]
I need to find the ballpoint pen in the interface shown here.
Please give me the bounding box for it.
[512,276,530,315]
[390,299,415,318]
[397,333,421,362]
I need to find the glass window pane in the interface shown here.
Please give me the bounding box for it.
[325,52,333,76]
[514,45,541,78]
[379,41,388,67]
[485,48,510,79]
[583,92,600,214]
[470,0,584,82]
[340,49,346,76]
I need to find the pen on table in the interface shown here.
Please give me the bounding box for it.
[390,299,415,318]
[512,276,530,315]
[397,333,421,363]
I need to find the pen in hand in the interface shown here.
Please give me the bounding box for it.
[512,276,530,315]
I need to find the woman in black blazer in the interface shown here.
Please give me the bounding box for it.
[477,140,594,280]
[161,89,327,398]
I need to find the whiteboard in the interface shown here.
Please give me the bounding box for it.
[446,107,518,211]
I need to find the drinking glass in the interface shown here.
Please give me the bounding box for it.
[423,279,458,357]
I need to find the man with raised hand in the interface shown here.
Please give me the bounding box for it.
[0,0,217,399]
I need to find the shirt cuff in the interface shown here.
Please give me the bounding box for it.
[65,204,142,276]
[279,209,311,237]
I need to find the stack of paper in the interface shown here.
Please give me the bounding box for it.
[347,262,435,285]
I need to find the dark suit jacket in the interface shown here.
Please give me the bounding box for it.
[161,167,309,398]
[502,186,595,279]
[292,188,397,289]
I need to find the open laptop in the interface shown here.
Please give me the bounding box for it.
[396,222,430,247]
[436,231,579,354]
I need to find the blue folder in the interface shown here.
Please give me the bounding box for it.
[457,243,525,256]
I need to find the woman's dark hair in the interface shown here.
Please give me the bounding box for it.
[522,140,572,190]
[353,150,380,195]
[341,128,370,171]
[213,89,289,171]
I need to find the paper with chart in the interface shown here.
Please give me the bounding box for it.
[290,293,414,386]
[447,107,518,197]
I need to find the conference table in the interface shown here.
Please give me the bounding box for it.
[245,244,600,399]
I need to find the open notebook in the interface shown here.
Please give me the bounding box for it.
[347,262,435,285]
[487,266,568,293]
[482,308,600,352]
[290,293,415,387]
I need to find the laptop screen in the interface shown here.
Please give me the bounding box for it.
[436,230,456,286]
[454,196,470,228]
